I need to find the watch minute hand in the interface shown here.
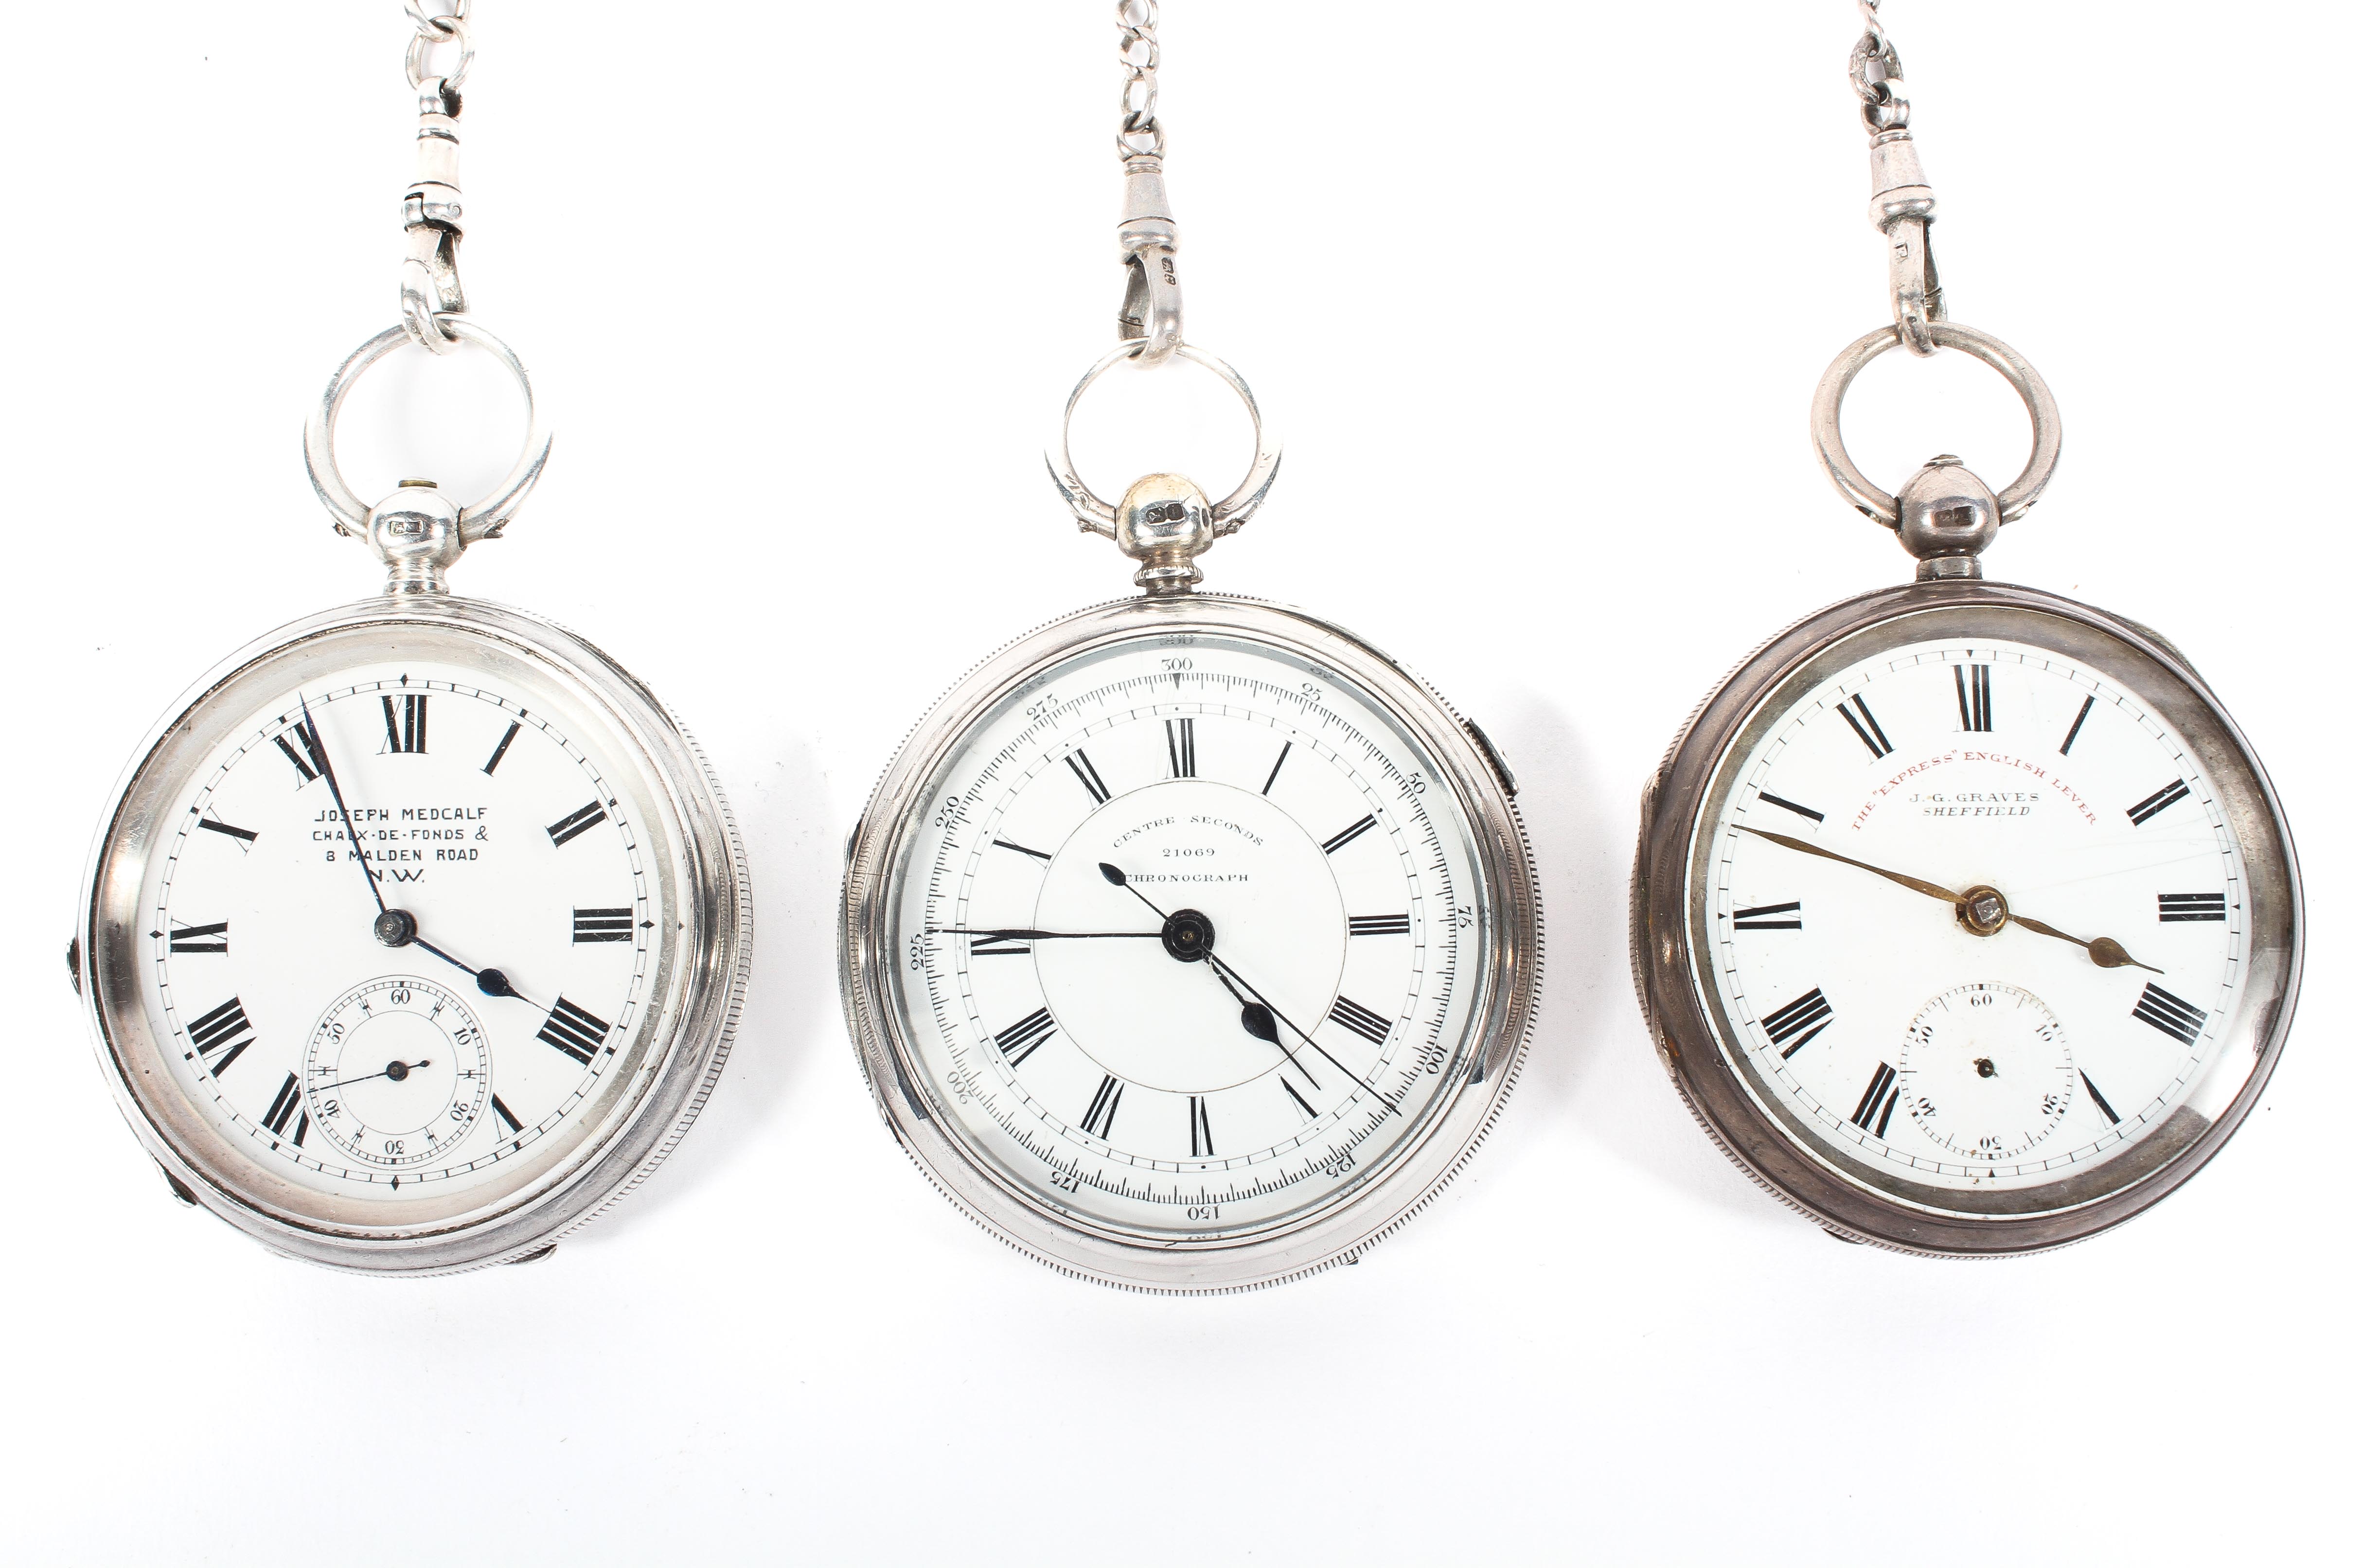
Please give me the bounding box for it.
[1205,958,1320,1090]
[1737,824,2167,976]
[1733,824,1962,906]
[928,927,1165,941]
[300,693,388,919]
[1098,863,1392,1115]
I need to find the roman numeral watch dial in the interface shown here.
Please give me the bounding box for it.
[839,9,1541,1293]
[844,590,1538,1291]
[70,15,750,1275]
[1631,12,2300,1251]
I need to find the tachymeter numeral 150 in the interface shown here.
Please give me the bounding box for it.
[1635,588,2301,1252]
[845,600,1540,1291]
[77,603,750,1273]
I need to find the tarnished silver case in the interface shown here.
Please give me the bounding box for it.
[1632,577,2302,1254]
[841,593,1542,1292]
[75,595,752,1275]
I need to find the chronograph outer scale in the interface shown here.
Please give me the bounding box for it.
[75,594,752,1275]
[840,593,1541,1293]
[1631,577,2302,1255]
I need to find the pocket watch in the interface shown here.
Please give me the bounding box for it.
[69,7,750,1275]
[1630,5,2301,1254]
[838,6,1540,1292]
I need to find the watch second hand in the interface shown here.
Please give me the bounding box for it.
[1734,825,2163,975]
[1099,863,1399,1117]
[300,693,388,919]
[318,1059,430,1093]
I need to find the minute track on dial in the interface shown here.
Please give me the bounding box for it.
[848,592,1538,1289]
[141,671,661,1199]
[1645,594,2290,1246]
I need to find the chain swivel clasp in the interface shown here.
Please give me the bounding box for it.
[1119,154,1181,364]
[1114,1,1181,364]
[401,3,473,353]
[1852,2,1942,356]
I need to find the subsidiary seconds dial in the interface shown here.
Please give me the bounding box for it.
[138,656,663,1200]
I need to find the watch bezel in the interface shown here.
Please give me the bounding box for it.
[1633,577,2302,1254]
[840,592,1541,1292]
[76,594,751,1275]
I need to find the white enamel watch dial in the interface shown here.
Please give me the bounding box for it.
[1635,587,2301,1252]
[843,595,1539,1291]
[77,597,750,1273]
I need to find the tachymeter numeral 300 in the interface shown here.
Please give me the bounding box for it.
[1636,587,2300,1252]
[847,601,1540,1289]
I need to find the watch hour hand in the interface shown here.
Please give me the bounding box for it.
[1099,861,1171,921]
[2006,913,2165,976]
[407,934,542,1009]
[1738,823,2167,976]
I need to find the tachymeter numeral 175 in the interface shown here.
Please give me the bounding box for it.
[868,623,1526,1260]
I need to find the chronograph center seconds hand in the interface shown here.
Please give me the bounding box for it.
[1098,863,1400,1116]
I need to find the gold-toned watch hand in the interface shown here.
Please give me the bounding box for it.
[1733,825,2162,975]
[1733,826,1960,906]
[2002,913,2162,975]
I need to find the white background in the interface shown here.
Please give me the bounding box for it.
[5,3,2352,1562]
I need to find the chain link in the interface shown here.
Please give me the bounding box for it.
[405,0,474,91]
[1116,1,1163,159]
[1848,0,1908,132]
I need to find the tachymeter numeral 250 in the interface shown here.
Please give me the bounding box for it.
[886,631,1496,1242]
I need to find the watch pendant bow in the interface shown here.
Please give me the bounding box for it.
[71,5,750,1274]
[1631,2,2301,1254]
[838,2,1541,1293]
